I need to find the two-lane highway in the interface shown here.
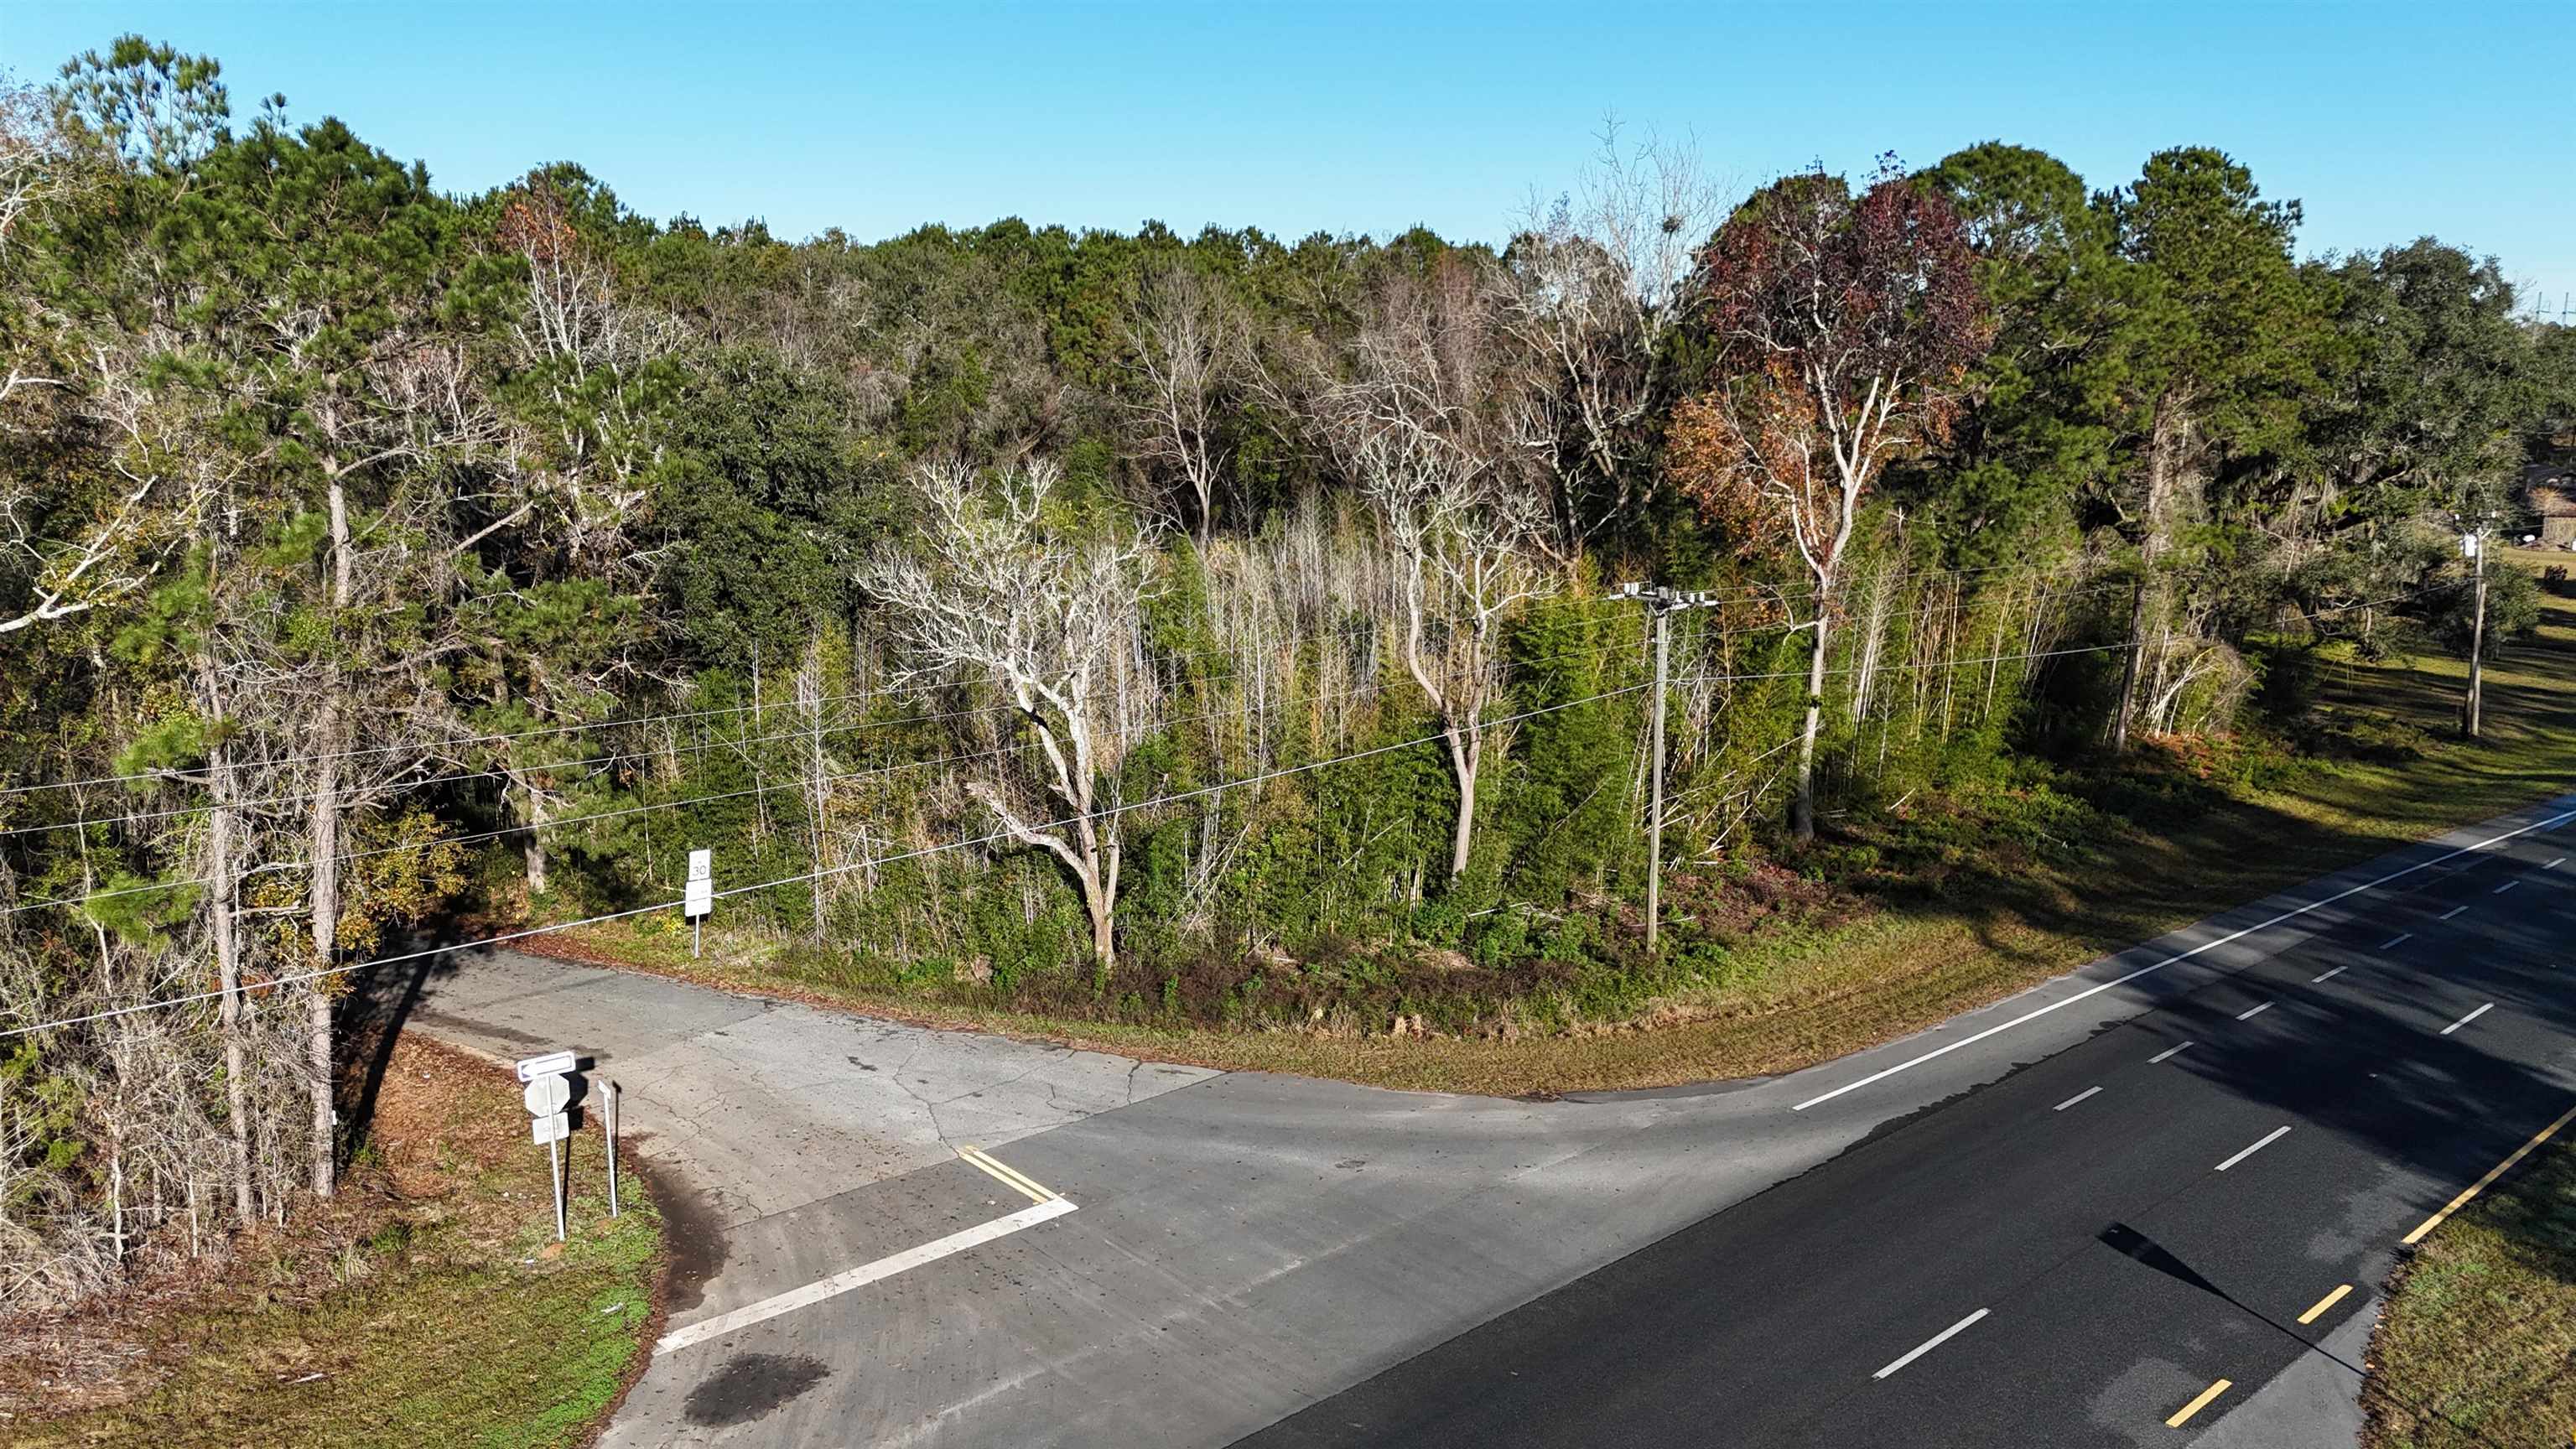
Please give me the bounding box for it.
[1238,814,2576,1447]
[390,794,2576,1447]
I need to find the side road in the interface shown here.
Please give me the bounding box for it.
[386,791,2576,1447]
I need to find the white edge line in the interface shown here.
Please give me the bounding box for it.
[1788,809,2576,1112]
[2312,965,2349,984]
[2236,1000,2274,1021]
[2378,932,2413,950]
[2438,1002,2495,1036]
[2150,1041,2194,1064]
[657,1197,1078,1353]
[2054,1087,2102,1111]
[2215,1125,2293,1172]
[1872,1307,1989,1380]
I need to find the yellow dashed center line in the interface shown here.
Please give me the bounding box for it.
[2166,1379,2232,1428]
[2297,1283,2353,1325]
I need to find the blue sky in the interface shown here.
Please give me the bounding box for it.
[9,2,2573,308]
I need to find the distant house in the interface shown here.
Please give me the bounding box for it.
[2525,465,2576,547]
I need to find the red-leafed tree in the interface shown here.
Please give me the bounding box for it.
[1670,165,1985,843]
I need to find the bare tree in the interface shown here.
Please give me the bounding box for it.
[1326,265,1556,880]
[858,460,1159,969]
[1122,266,1248,548]
[1498,119,1720,552]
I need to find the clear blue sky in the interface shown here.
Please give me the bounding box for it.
[8,2,2573,309]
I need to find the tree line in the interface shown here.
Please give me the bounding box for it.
[2,37,2570,1306]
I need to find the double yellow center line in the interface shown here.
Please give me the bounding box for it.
[958,1145,1061,1205]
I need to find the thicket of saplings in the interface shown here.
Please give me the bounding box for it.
[2,34,2568,1309]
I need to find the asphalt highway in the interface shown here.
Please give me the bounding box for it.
[1234,818,2576,1448]
[386,793,2576,1446]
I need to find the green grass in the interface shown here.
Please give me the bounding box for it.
[3,1037,662,1449]
[537,557,2576,1098]
[2366,1129,2576,1449]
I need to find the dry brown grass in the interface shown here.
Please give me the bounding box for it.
[0,1037,662,1449]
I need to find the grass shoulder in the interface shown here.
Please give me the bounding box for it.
[0,1036,662,1449]
[2366,1130,2576,1448]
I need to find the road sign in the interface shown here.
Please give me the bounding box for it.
[531,1111,571,1145]
[523,1074,572,1117]
[515,1050,576,1083]
[683,849,714,920]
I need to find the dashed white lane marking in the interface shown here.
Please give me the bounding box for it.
[1786,810,2576,1113]
[2548,857,2566,870]
[2438,905,2469,921]
[1872,1308,1990,1380]
[657,1196,1079,1353]
[2150,1041,2194,1064]
[2379,932,2414,950]
[2439,1003,2495,1036]
[2312,965,2350,984]
[2236,1001,2274,1021]
[2215,1126,2293,1172]
[2493,880,2519,895]
[2055,1087,2103,1111]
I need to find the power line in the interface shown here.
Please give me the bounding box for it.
[0,681,1654,1038]
[0,554,2085,802]
[0,581,2458,1037]
[0,611,1659,839]
[0,609,1457,800]
[3,633,1650,917]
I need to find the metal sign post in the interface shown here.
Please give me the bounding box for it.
[517,1053,578,1243]
[605,1081,621,1218]
[684,848,714,958]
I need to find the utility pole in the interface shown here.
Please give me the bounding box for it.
[2464,524,2488,738]
[1615,583,1721,952]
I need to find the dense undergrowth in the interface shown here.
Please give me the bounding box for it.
[529,557,2576,1096]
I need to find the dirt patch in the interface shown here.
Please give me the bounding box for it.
[681,1352,831,1428]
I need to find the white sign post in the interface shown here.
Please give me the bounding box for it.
[684,848,714,958]
[604,1081,621,1218]
[517,1052,578,1242]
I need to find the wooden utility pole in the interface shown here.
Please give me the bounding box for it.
[1648,603,1669,951]
[1617,584,1719,953]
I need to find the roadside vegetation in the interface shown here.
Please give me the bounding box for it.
[542,553,2576,1094]
[0,1036,659,1448]
[2366,1124,2576,1449]
[8,30,2576,1319]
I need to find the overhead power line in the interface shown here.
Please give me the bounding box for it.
[0,679,1657,1038]
[3,632,1654,917]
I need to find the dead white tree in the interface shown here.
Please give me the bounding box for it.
[1122,266,1248,549]
[858,460,1159,969]
[0,77,72,257]
[0,340,205,637]
[1498,120,1719,552]
[1327,265,1557,880]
